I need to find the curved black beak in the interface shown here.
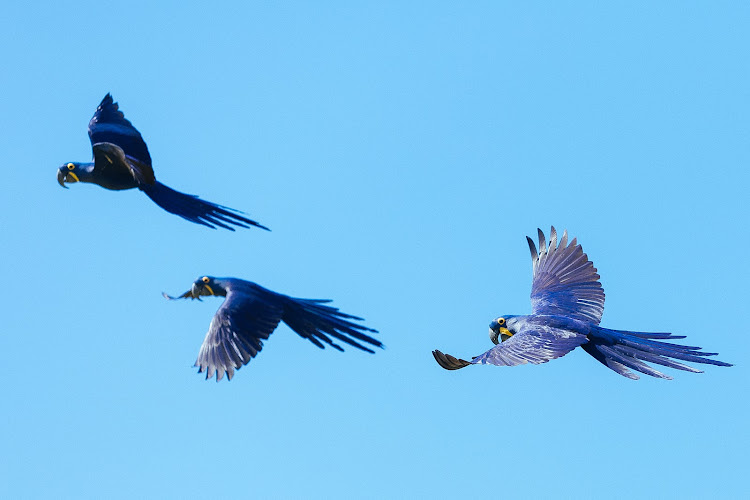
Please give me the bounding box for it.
[57,169,69,188]
[489,320,513,344]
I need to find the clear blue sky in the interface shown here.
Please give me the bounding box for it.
[1,1,748,498]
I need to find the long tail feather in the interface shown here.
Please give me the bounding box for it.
[142,181,269,231]
[584,326,732,380]
[597,345,673,379]
[282,297,382,354]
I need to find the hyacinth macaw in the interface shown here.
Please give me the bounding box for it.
[58,94,268,231]
[164,276,380,381]
[433,227,732,380]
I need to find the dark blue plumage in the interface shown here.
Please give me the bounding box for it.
[433,227,732,380]
[58,94,268,231]
[164,276,381,381]
[88,94,152,166]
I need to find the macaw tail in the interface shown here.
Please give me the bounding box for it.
[141,181,269,231]
[583,326,732,380]
[282,297,382,354]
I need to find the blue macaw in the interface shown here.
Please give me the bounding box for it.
[58,94,268,231]
[433,227,732,379]
[164,276,381,381]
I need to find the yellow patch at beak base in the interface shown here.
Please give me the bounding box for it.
[499,327,513,342]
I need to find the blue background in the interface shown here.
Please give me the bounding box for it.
[1,1,747,498]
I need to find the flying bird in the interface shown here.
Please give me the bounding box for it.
[164,276,381,381]
[58,94,268,231]
[433,227,732,380]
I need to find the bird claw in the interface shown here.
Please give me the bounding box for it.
[162,291,200,301]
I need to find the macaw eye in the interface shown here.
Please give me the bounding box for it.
[201,276,210,283]
[67,163,75,170]
[496,318,505,325]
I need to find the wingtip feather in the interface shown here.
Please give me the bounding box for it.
[432,349,472,370]
[537,228,547,254]
[527,236,538,263]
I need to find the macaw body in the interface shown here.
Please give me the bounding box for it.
[433,227,732,380]
[165,276,380,381]
[58,94,268,231]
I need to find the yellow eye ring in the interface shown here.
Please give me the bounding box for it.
[201,276,210,283]
[497,318,505,325]
[67,163,75,170]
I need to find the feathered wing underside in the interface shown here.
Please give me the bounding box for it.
[433,327,588,370]
[194,284,380,381]
[529,226,605,325]
[583,327,733,380]
[88,93,152,166]
[471,327,589,366]
[281,296,382,354]
[195,292,283,381]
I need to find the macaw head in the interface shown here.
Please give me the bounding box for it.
[162,276,228,301]
[57,162,83,188]
[190,276,226,298]
[489,316,516,344]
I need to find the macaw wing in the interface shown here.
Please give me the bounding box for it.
[528,226,605,325]
[88,93,153,167]
[432,350,473,370]
[92,142,155,186]
[470,327,588,367]
[196,289,283,381]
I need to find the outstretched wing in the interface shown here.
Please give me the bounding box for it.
[528,226,605,325]
[194,284,380,381]
[433,326,588,370]
[88,93,153,167]
[432,326,588,370]
[470,328,588,366]
[195,288,284,381]
[432,350,473,370]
